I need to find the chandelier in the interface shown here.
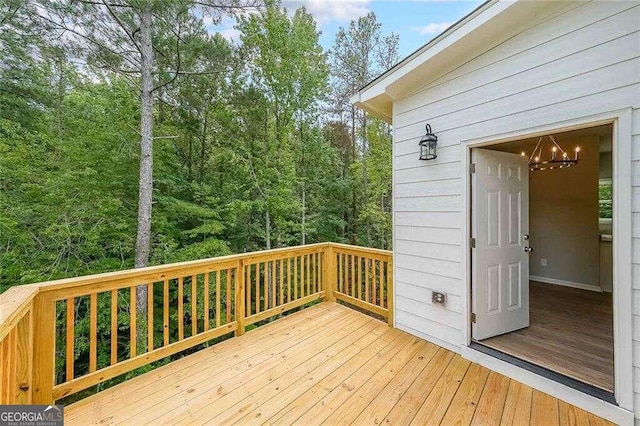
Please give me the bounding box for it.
[524,135,580,172]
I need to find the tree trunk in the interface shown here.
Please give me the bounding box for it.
[134,3,154,353]
[362,113,371,246]
[265,207,271,250]
[301,184,306,245]
[265,206,272,309]
[350,105,358,244]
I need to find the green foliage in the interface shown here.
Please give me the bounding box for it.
[599,181,613,219]
[1,0,394,400]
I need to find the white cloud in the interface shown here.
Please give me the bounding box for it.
[283,0,371,26]
[412,22,451,36]
[205,16,242,43]
[219,27,242,42]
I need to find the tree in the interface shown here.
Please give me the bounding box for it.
[29,0,258,350]
[237,0,328,250]
[329,12,398,245]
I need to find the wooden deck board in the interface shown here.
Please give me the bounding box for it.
[64,303,611,426]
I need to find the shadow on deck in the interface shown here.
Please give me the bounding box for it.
[64,303,610,425]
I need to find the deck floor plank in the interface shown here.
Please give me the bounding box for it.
[132,309,369,424]
[320,338,434,425]
[500,380,533,426]
[65,303,340,423]
[196,317,384,425]
[349,342,441,425]
[471,371,510,426]
[292,332,416,425]
[63,302,615,426]
[266,329,406,425]
[233,325,396,425]
[440,363,491,425]
[409,355,471,425]
[72,305,352,425]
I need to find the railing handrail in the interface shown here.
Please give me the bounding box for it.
[12,242,331,297]
[0,242,393,406]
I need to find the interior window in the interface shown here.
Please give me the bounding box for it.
[599,179,612,221]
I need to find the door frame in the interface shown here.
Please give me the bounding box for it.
[460,108,633,412]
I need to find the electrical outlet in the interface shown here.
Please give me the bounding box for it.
[540,258,548,266]
[432,292,446,306]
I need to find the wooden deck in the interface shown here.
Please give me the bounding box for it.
[64,303,612,425]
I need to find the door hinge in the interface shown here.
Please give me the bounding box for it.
[471,313,476,323]
[470,237,476,249]
[469,163,476,174]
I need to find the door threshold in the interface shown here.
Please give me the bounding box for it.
[469,342,616,404]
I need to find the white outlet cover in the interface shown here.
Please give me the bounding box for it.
[540,258,548,266]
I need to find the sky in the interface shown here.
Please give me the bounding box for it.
[212,0,484,61]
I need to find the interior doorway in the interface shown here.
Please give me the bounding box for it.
[470,124,614,394]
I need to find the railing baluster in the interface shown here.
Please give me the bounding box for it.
[263,262,268,310]
[365,258,370,303]
[129,288,136,357]
[90,293,97,371]
[246,264,252,316]
[256,263,261,313]
[226,269,232,324]
[111,290,118,365]
[163,280,169,346]
[288,258,293,302]
[178,277,184,341]
[279,259,284,306]
[337,253,341,294]
[383,261,388,309]
[373,260,378,306]
[294,256,298,300]
[306,254,311,296]
[191,275,197,337]
[66,298,74,381]
[204,273,210,331]
[235,261,245,336]
[350,255,355,298]
[147,283,153,352]
[216,271,221,328]
[271,260,276,309]
[356,256,361,301]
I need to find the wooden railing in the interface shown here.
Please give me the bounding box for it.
[329,243,393,326]
[0,242,392,404]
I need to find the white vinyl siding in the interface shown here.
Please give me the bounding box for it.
[632,107,640,417]
[390,0,640,414]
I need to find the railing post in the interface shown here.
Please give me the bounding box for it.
[32,292,55,404]
[323,245,335,303]
[15,309,34,404]
[235,259,245,336]
[387,254,394,327]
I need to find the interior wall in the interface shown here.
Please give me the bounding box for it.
[529,135,600,288]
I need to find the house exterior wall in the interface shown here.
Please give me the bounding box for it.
[390,0,640,415]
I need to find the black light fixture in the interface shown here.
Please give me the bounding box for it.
[525,135,580,172]
[419,124,438,160]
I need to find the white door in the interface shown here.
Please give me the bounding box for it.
[472,148,530,340]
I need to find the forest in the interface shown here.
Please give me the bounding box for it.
[0,0,398,396]
[0,0,398,293]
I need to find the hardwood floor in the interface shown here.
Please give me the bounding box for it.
[480,281,614,392]
[64,302,612,425]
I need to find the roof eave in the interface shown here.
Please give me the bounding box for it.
[350,0,517,121]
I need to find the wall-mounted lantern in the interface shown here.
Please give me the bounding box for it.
[419,124,438,161]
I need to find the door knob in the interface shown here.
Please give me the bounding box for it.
[524,246,533,253]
